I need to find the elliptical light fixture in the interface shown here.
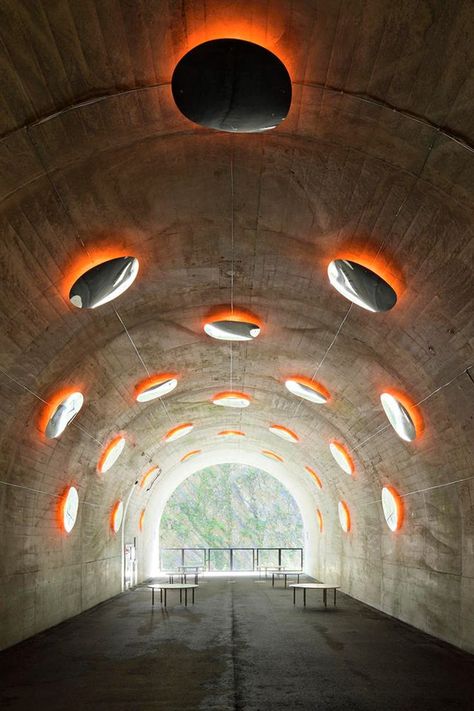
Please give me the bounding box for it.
[58,486,79,534]
[172,39,292,133]
[212,391,251,408]
[180,449,201,462]
[98,435,126,473]
[203,309,261,342]
[327,259,397,312]
[338,501,351,532]
[165,423,194,442]
[305,466,323,489]
[42,390,84,439]
[382,486,404,532]
[111,500,124,533]
[135,373,178,402]
[218,430,246,437]
[380,392,419,442]
[329,441,354,475]
[139,509,145,532]
[69,256,139,309]
[140,465,160,490]
[262,450,284,462]
[269,424,299,443]
[285,377,330,404]
[316,509,323,533]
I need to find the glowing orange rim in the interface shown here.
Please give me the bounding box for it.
[56,485,78,534]
[262,450,284,462]
[305,466,323,489]
[139,509,145,532]
[110,500,123,533]
[330,441,354,475]
[212,391,251,404]
[218,430,246,437]
[316,509,323,533]
[97,435,125,473]
[39,386,84,437]
[285,376,331,402]
[180,449,202,462]
[326,250,403,300]
[203,306,262,330]
[381,388,424,437]
[140,465,159,489]
[269,424,300,442]
[338,501,351,532]
[62,247,142,303]
[382,485,404,531]
[134,372,178,400]
[164,423,194,442]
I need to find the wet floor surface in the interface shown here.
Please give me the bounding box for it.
[1,576,473,710]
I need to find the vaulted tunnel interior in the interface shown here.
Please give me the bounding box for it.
[0,0,473,684]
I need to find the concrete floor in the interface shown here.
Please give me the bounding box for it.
[1,576,473,711]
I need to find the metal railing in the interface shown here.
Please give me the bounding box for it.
[159,546,303,572]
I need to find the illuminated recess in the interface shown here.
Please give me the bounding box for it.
[139,509,145,532]
[338,501,351,532]
[305,466,323,489]
[135,373,178,402]
[58,486,79,534]
[165,423,194,442]
[203,309,261,341]
[140,465,160,489]
[172,39,292,133]
[327,259,397,312]
[329,441,354,475]
[212,391,251,408]
[111,500,124,533]
[316,509,323,533]
[382,486,404,532]
[43,390,84,439]
[218,430,246,437]
[285,377,330,404]
[69,256,139,309]
[180,449,202,462]
[98,435,126,473]
[380,392,419,442]
[269,424,299,443]
[262,450,284,462]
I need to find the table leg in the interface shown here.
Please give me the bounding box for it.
[334,588,337,606]
[303,588,306,607]
[324,589,327,608]
[284,575,287,588]
[293,588,296,605]
[185,589,188,606]
[160,588,163,604]
[152,588,154,606]
[192,588,195,604]
[164,589,167,607]
[272,573,275,588]
[180,589,182,604]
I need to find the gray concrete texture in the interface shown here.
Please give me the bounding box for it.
[0,0,473,654]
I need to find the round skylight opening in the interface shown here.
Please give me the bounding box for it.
[172,39,292,133]
[382,486,404,532]
[329,441,354,475]
[135,375,178,402]
[305,466,322,489]
[45,391,84,439]
[212,391,251,408]
[165,423,194,442]
[316,509,323,533]
[69,256,139,309]
[338,501,351,532]
[380,393,417,442]
[139,509,145,532]
[111,500,124,533]
[60,486,79,534]
[269,424,299,442]
[285,378,329,404]
[262,450,284,462]
[98,436,126,473]
[327,259,397,312]
[204,319,260,342]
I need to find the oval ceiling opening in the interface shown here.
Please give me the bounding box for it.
[327,259,397,312]
[172,38,292,133]
[69,256,139,309]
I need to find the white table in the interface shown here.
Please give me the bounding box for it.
[271,570,303,588]
[290,583,340,607]
[148,583,198,607]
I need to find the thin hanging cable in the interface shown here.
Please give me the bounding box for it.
[230,342,233,392]
[230,150,235,313]
[0,478,109,508]
[362,472,474,507]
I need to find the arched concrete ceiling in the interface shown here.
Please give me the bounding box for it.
[0,0,473,651]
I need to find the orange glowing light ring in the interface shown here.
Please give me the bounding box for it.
[39,386,84,438]
[269,424,300,442]
[63,247,141,304]
[164,422,194,442]
[135,372,178,402]
[98,435,126,473]
[316,509,323,533]
[261,450,284,462]
[203,306,262,329]
[380,388,424,439]
[57,485,79,534]
[180,449,202,462]
[139,509,145,532]
[140,465,159,489]
[212,391,251,407]
[338,501,351,533]
[329,441,354,475]
[305,466,323,489]
[327,250,403,301]
[382,485,404,532]
[111,500,124,533]
[285,376,330,404]
[218,430,246,437]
